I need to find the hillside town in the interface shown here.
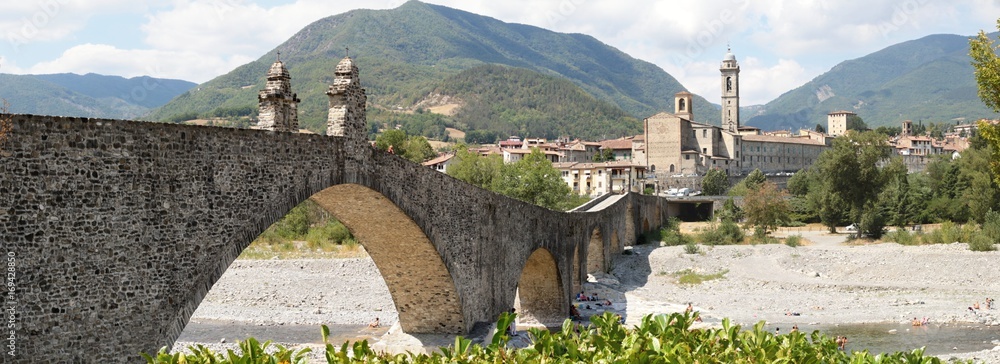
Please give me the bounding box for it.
[417,49,987,197]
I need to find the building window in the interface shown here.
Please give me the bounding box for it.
[692,130,696,138]
[703,130,707,138]
[685,155,690,160]
[702,148,707,154]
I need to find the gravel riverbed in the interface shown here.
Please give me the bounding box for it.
[171,231,1000,362]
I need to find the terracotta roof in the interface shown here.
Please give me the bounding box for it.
[553,161,645,170]
[742,134,826,146]
[422,153,454,166]
[599,138,633,150]
[503,148,563,156]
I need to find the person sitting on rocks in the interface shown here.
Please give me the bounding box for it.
[570,305,582,321]
[911,317,921,326]
[368,317,380,328]
[791,325,798,332]
[603,299,612,306]
[974,302,981,310]
[577,291,587,301]
[686,303,693,313]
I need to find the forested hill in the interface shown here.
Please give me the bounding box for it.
[0,73,195,119]
[434,65,641,140]
[149,0,714,136]
[745,33,1000,131]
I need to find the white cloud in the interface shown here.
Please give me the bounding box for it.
[24,43,253,82]
[1,0,153,48]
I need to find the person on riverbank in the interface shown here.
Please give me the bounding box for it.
[368,317,380,328]
[508,308,518,336]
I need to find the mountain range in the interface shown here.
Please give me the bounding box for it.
[745,33,1000,130]
[0,73,195,120]
[148,0,714,139]
[3,1,997,137]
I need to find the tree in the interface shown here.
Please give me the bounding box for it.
[970,20,1000,184]
[492,148,571,210]
[742,181,790,235]
[464,130,500,145]
[728,168,765,196]
[402,135,437,163]
[592,148,615,162]
[701,168,729,195]
[846,115,868,131]
[447,145,503,190]
[814,131,892,224]
[814,123,826,133]
[970,19,1000,113]
[375,129,407,153]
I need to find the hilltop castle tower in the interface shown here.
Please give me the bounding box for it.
[257,58,301,132]
[720,47,740,132]
[326,56,368,143]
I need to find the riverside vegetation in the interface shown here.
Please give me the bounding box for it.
[146,312,965,363]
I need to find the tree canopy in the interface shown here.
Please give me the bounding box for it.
[701,168,729,196]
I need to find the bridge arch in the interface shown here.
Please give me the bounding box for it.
[586,227,605,274]
[310,184,464,333]
[171,183,464,344]
[514,248,564,326]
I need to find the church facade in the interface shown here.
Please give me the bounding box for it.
[644,49,830,178]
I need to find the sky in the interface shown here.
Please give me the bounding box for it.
[1,0,999,105]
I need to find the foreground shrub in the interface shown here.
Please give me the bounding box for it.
[969,235,997,252]
[147,312,964,364]
[785,234,802,247]
[659,217,692,246]
[683,241,700,254]
[698,219,744,245]
[882,229,918,245]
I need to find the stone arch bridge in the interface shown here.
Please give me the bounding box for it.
[0,115,693,361]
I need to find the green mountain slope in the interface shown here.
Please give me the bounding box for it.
[746,34,1000,130]
[0,73,195,119]
[150,0,715,135]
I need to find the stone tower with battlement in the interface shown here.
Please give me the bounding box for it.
[720,48,740,132]
[326,57,368,144]
[257,59,300,132]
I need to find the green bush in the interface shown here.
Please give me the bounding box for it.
[785,234,802,247]
[684,242,700,254]
[697,219,744,246]
[982,210,1000,242]
[859,208,885,239]
[148,312,964,363]
[882,229,917,245]
[969,235,997,252]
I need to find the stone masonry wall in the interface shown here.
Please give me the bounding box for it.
[1,115,671,362]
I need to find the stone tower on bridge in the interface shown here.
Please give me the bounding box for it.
[326,57,368,144]
[257,58,300,132]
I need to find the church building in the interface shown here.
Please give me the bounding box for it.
[644,48,830,177]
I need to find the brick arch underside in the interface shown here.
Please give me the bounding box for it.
[515,248,563,325]
[310,184,464,333]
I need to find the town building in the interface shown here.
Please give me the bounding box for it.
[827,110,855,137]
[643,48,831,180]
[553,161,647,197]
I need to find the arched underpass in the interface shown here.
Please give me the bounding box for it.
[514,249,564,327]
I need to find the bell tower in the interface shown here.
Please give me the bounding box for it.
[720,47,740,132]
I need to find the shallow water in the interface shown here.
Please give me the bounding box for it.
[765,322,1000,355]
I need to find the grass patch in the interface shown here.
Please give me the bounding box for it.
[784,234,802,247]
[673,268,728,285]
